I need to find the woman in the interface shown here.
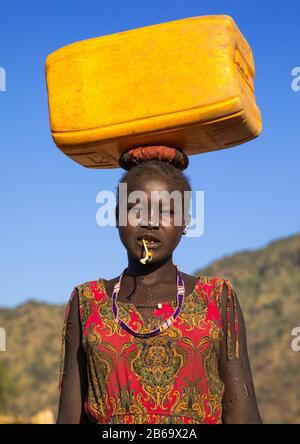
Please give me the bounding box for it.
[56,146,262,424]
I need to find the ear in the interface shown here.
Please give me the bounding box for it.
[184,211,191,227]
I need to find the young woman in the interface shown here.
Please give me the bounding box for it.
[56,146,262,424]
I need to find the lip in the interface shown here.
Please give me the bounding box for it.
[136,234,161,243]
[136,238,162,250]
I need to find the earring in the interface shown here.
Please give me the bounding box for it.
[183,225,189,235]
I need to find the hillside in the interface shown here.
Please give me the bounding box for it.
[0,232,299,423]
[0,300,65,420]
[197,232,300,423]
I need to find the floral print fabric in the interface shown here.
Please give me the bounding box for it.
[58,275,239,424]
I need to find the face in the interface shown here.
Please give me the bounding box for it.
[116,174,188,264]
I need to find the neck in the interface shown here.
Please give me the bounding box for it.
[125,254,176,285]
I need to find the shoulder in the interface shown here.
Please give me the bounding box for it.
[195,274,234,302]
[71,277,109,304]
[67,278,110,329]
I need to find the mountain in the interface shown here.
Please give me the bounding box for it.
[196,232,300,424]
[0,232,299,423]
[0,300,65,421]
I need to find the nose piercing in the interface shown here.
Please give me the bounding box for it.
[140,239,153,264]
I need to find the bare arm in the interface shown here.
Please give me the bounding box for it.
[56,288,91,424]
[218,281,262,424]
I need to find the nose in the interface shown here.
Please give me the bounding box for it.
[139,208,159,229]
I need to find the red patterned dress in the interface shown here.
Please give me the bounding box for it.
[58,275,239,424]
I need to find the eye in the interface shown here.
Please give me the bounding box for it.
[131,208,142,217]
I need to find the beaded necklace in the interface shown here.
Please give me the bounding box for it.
[112,265,185,338]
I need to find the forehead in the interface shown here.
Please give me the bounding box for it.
[126,174,182,194]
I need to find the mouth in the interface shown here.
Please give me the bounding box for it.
[136,234,162,249]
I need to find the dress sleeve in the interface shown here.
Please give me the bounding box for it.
[218,280,263,424]
[56,288,91,424]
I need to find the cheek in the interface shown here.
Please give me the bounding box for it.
[118,227,135,249]
[119,227,132,247]
[164,226,183,247]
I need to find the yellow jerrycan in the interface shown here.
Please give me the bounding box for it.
[45,15,262,169]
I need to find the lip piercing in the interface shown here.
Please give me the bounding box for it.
[140,239,153,264]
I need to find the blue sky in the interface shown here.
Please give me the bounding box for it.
[0,0,299,307]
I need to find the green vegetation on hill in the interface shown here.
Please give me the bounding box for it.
[196,233,300,424]
[0,233,299,423]
[0,301,65,419]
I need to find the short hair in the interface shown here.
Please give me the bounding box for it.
[115,160,192,225]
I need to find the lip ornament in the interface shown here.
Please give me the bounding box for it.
[139,239,153,264]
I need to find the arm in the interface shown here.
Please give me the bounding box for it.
[56,288,90,424]
[218,281,263,424]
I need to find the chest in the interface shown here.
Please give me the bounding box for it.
[81,290,223,360]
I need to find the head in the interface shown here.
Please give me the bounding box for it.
[115,146,192,267]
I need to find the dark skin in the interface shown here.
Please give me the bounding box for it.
[56,172,262,424]
[104,175,198,313]
[105,173,262,423]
